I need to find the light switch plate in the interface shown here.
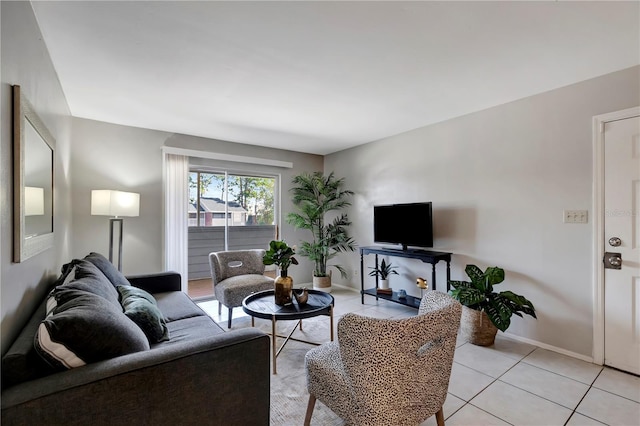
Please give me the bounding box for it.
[564,210,588,224]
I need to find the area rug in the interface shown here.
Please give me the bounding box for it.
[227,315,344,425]
[269,340,343,425]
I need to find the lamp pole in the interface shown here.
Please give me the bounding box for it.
[109,216,124,272]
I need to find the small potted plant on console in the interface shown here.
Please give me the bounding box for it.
[449,264,536,346]
[368,259,398,291]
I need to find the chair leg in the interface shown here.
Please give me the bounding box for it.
[435,407,445,426]
[303,394,316,426]
[218,302,222,315]
[227,307,233,328]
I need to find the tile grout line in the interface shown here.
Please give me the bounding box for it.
[519,357,603,385]
[464,352,527,425]
[501,356,599,410]
[563,368,606,426]
[460,348,591,425]
[590,384,640,405]
[446,342,510,423]
[494,354,596,422]
[466,402,516,425]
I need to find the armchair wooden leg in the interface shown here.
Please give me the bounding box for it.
[435,407,445,426]
[304,394,316,426]
[227,307,233,328]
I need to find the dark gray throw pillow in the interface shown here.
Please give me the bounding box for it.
[61,260,121,308]
[83,252,131,287]
[34,289,150,370]
[118,286,170,343]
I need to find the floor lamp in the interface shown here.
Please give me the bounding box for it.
[91,190,140,272]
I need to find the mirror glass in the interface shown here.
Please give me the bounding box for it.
[24,118,53,237]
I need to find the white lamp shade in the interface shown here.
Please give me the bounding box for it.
[91,190,140,217]
[25,186,45,216]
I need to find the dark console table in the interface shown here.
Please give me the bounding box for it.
[359,246,452,308]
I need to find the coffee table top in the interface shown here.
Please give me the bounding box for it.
[242,289,334,321]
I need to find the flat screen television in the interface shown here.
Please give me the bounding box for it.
[373,202,433,250]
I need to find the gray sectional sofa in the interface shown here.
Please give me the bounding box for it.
[1,253,270,425]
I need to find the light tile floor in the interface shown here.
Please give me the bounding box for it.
[198,287,640,426]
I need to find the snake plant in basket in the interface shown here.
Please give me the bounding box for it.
[449,265,536,346]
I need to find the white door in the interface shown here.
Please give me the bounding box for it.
[603,115,640,375]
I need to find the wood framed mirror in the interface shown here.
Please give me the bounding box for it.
[13,85,55,262]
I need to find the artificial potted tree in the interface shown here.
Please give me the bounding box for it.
[287,171,356,292]
[449,265,536,346]
[263,240,298,305]
[368,259,398,290]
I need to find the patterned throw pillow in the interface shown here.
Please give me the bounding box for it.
[118,286,170,344]
[34,289,150,370]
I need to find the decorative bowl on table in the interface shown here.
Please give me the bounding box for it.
[293,288,309,305]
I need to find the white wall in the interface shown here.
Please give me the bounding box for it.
[325,66,640,357]
[1,2,73,353]
[70,119,323,282]
[69,119,170,274]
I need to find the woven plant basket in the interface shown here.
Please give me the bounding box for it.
[313,270,332,293]
[460,306,498,346]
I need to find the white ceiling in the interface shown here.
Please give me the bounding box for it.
[31,1,639,155]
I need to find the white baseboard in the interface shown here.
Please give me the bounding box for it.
[293,282,360,293]
[503,331,597,364]
[293,283,360,294]
[331,283,360,293]
[308,283,598,366]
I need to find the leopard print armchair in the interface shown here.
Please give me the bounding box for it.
[304,291,462,426]
[209,249,274,328]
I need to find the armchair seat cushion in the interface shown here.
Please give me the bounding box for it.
[214,274,273,308]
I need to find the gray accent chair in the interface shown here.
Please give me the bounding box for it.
[304,291,462,426]
[209,249,274,328]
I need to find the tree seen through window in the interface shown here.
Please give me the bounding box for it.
[189,172,275,227]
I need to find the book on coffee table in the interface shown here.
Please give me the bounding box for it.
[376,288,392,295]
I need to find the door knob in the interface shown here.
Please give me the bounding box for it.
[604,252,622,270]
[608,237,622,247]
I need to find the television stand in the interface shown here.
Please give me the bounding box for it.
[359,246,452,308]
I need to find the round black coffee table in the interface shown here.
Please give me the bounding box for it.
[242,289,334,374]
